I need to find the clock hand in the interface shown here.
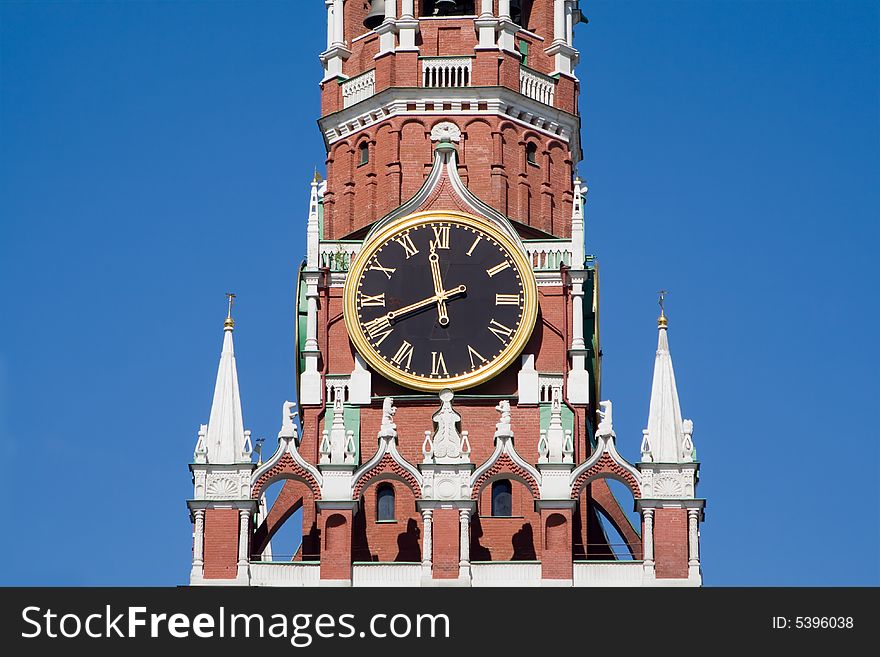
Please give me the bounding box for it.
[382,285,467,324]
[429,245,449,326]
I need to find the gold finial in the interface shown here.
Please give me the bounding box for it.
[313,169,323,183]
[225,292,236,329]
[657,289,668,328]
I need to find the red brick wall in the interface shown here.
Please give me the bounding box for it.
[432,508,460,578]
[472,478,540,561]
[203,509,239,579]
[353,480,423,562]
[320,509,353,580]
[323,116,574,238]
[654,508,688,578]
[541,508,573,579]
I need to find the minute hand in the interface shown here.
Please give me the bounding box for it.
[386,285,467,323]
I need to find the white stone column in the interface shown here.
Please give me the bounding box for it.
[566,275,589,404]
[571,280,585,352]
[238,509,250,567]
[565,0,575,45]
[552,0,566,44]
[480,0,493,16]
[400,0,414,18]
[191,509,205,577]
[688,508,700,568]
[475,0,499,49]
[499,0,511,19]
[332,0,345,47]
[458,508,471,580]
[397,0,419,51]
[421,509,433,578]
[300,272,322,405]
[325,0,334,50]
[642,508,655,570]
[378,0,397,55]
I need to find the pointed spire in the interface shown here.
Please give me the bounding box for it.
[642,300,695,463]
[203,294,250,464]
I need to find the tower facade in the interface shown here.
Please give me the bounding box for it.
[187,0,705,587]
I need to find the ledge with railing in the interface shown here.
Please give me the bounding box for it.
[421,56,473,88]
[519,65,557,107]
[319,241,361,271]
[524,239,573,271]
[341,68,376,109]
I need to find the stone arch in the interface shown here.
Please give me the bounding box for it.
[251,477,318,560]
[570,453,642,501]
[251,452,322,501]
[352,453,423,500]
[471,453,541,501]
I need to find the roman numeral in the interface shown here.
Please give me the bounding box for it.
[360,292,385,307]
[431,225,450,250]
[486,261,511,277]
[391,340,414,369]
[495,294,520,305]
[488,318,514,343]
[368,259,396,279]
[431,351,448,376]
[466,236,482,257]
[363,316,393,346]
[394,233,420,259]
[467,345,488,369]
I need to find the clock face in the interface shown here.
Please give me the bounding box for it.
[343,211,538,391]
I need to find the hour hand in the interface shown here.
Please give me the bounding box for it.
[429,247,450,326]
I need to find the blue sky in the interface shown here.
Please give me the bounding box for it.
[1,1,877,586]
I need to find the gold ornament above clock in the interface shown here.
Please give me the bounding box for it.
[343,211,538,391]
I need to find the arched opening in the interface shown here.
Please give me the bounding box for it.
[526,141,538,166]
[575,477,642,561]
[325,514,348,551]
[376,483,396,522]
[251,477,319,562]
[491,479,512,517]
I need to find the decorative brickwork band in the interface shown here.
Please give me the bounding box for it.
[471,453,541,500]
[570,452,642,500]
[351,452,423,499]
[251,453,322,501]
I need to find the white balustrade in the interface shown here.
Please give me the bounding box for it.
[538,374,563,403]
[525,240,573,271]
[352,563,422,587]
[341,69,376,108]
[520,65,556,106]
[422,57,472,88]
[470,561,541,586]
[319,242,361,271]
[572,561,645,586]
[250,562,321,587]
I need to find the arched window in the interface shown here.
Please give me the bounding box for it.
[376,484,395,521]
[491,480,512,517]
[526,142,538,166]
[358,141,369,166]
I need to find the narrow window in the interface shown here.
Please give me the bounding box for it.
[376,484,395,521]
[518,39,529,67]
[526,142,538,166]
[491,480,512,517]
[358,141,369,166]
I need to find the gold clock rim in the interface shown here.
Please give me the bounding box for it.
[343,210,538,392]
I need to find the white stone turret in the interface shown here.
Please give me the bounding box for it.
[201,300,252,464]
[640,309,695,464]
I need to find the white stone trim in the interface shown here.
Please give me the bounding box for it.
[251,435,323,492]
[569,432,642,494]
[470,434,542,496]
[319,86,581,160]
[351,434,424,498]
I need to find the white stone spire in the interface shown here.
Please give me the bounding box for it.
[202,295,251,464]
[641,305,694,464]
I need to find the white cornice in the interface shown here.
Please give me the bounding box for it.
[319,86,581,162]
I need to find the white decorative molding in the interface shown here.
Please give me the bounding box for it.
[250,403,323,491]
[206,474,239,500]
[422,56,472,88]
[538,373,563,403]
[520,65,556,106]
[341,69,376,108]
[517,354,540,404]
[569,402,642,494]
[430,120,462,143]
[318,86,581,160]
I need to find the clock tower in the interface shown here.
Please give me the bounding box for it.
[187,0,706,587]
